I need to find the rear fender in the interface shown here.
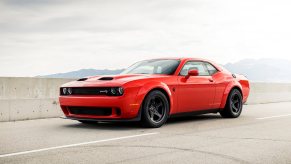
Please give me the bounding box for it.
[219,80,242,109]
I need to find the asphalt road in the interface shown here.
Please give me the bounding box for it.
[1,102,291,164]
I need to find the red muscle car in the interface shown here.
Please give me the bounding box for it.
[59,58,250,128]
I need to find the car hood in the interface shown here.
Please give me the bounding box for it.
[62,74,170,87]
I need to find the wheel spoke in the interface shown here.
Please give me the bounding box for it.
[232,103,239,112]
[150,99,155,105]
[155,102,163,109]
[149,110,154,119]
[154,110,162,118]
[233,99,239,105]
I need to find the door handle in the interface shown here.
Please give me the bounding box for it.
[209,79,214,82]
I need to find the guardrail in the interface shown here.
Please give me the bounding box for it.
[0,77,291,122]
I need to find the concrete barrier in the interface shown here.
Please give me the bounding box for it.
[0,77,290,122]
[0,77,72,122]
[247,82,291,104]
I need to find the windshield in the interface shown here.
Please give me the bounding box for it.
[120,59,181,75]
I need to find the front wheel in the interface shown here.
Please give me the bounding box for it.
[220,89,243,118]
[141,90,169,128]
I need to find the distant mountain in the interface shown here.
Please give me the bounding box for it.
[224,58,291,82]
[40,58,291,82]
[39,69,124,78]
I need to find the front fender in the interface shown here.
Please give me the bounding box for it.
[219,80,242,109]
[135,81,174,114]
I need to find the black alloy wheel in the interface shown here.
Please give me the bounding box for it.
[220,89,243,118]
[230,92,242,114]
[141,90,169,128]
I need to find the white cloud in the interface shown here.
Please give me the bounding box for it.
[1,0,291,76]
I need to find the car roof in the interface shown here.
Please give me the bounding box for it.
[147,57,223,71]
[150,57,214,63]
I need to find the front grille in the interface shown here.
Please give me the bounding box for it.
[60,87,124,96]
[73,87,110,95]
[60,87,112,96]
[68,107,112,116]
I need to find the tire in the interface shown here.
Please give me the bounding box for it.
[220,88,243,118]
[78,120,98,124]
[141,90,169,128]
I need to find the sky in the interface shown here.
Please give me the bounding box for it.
[0,0,291,77]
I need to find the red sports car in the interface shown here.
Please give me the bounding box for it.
[59,58,250,128]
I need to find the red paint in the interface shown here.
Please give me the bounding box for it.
[59,58,250,120]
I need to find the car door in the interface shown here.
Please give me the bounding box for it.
[177,61,216,113]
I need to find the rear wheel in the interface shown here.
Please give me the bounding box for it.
[141,90,169,128]
[220,89,243,118]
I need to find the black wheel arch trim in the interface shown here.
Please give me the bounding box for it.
[231,86,243,98]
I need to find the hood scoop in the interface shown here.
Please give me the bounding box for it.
[77,78,88,81]
[98,77,114,81]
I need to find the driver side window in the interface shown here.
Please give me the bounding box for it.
[180,61,210,76]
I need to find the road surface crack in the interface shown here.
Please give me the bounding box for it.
[93,145,250,164]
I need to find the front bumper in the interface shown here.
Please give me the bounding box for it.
[59,93,141,120]
[60,115,141,122]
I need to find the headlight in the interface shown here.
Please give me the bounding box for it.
[117,87,124,95]
[62,88,67,95]
[110,88,117,95]
[109,87,124,96]
[67,88,73,95]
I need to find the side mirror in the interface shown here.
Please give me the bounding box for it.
[186,69,199,79]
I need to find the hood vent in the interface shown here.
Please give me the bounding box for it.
[77,78,88,81]
[99,77,114,81]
